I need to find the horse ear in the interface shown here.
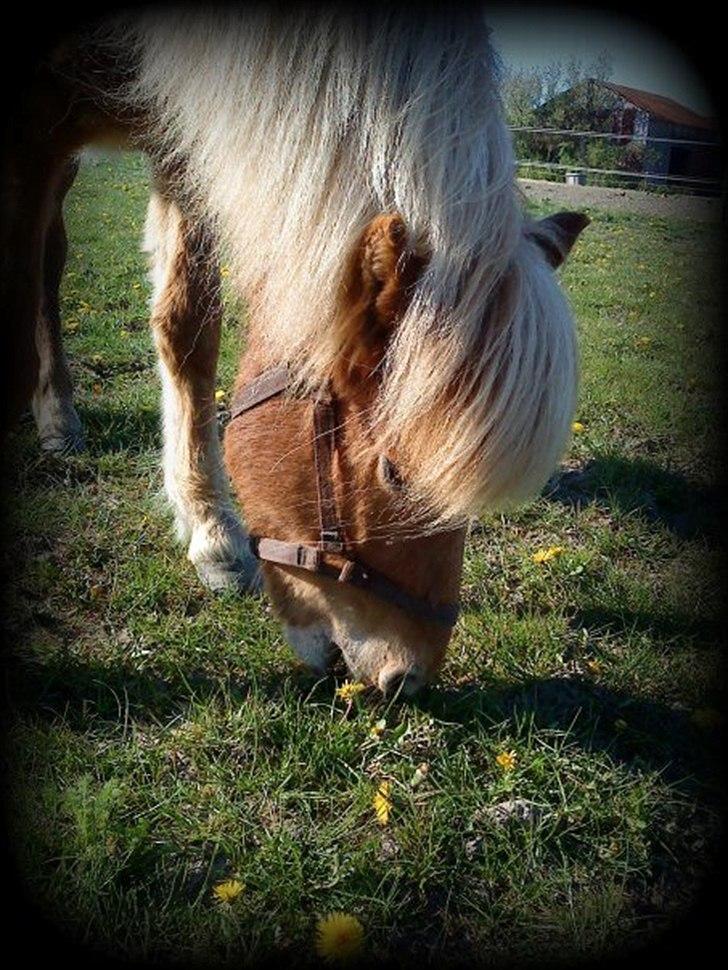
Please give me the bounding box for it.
[337,213,425,381]
[528,211,590,268]
[359,213,412,322]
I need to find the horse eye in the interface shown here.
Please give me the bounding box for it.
[379,455,405,492]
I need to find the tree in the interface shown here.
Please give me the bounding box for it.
[502,51,647,186]
[501,51,614,129]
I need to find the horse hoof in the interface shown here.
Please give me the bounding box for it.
[195,557,263,595]
[39,431,86,454]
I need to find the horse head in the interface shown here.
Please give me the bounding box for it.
[224,210,588,695]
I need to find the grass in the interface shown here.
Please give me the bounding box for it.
[1,151,723,968]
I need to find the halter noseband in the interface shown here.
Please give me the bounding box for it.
[228,365,460,628]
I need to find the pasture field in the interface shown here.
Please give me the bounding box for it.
[1,153,723,967]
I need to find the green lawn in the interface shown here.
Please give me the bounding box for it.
[1,152,723,967]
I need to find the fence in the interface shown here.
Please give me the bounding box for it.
[510,126,723,196]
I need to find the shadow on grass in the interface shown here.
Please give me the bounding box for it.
[6,637,721,800]
[80,401,161,454]
[418,674,722,797]
[5,623,723,966]
[544,454,723,543]
[569,603,720,644]
[3,404,161,487]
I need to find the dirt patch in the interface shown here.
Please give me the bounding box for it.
[519,177,722,222]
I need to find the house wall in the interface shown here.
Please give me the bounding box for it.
[646,118,720,188]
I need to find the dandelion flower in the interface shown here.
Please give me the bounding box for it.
[532,546,565,564]
[315,912,364,963]
[215,389,226,403]
[336,680,366,702]
[634,336,652,349]
[496,750,517,772]
[373,781,392,825]
[213,879,245,903]
[571,421,585,433]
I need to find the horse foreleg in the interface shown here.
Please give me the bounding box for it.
[144,186,259,593]
[32,158,84,452]
[0,154,61,435]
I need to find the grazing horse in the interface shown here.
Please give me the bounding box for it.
[2,8,587,694]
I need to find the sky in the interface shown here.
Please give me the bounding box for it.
[486,5,714,117]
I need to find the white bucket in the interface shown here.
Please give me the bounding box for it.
[565,171,587,186]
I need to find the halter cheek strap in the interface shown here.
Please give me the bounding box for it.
[229,366,460,628]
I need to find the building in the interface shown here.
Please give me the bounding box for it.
[535,79,721,193]
[596,81,720,188]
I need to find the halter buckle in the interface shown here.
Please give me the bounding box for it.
[319,530,344,552]
[296,545,321,569]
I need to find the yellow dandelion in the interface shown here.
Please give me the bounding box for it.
[220,265,231,278]
[315,912,365,963]
[372,781,392,825]
[496,750,517,772]
[215,389,226,403]
[634,336,652,349]
[532,545,565,564]
[336,680,366,702]
[571,421,585,433]
[212,879,245,903]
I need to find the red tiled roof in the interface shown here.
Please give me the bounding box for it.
[595,80,716,131]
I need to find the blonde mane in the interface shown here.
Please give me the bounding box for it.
[94,4,577,523]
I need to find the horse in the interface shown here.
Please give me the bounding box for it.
[2,6,587,695]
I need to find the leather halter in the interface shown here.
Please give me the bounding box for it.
[229,366,460,628]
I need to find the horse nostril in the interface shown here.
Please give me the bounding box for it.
[378,666,423,698]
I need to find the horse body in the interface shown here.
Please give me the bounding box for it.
[3,8,587,693]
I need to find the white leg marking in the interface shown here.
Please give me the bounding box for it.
[32,313,84,453]
[145,188,259,593]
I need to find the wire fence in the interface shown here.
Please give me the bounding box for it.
[510,126,719,148]
[510,126,723,195]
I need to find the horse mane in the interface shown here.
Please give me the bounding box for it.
[89,4,577,523]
